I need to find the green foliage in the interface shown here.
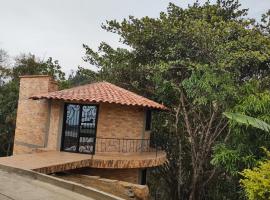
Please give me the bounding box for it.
[0,49,10,86]
[0,81,19,130]
[12,54,65,81]
[0,53,65,156]
[60,67,98,89]
[0,0,269,199]
[223,112,270,132]
[82,1,270,199]
[213,91,270,175]
[240,150,270,200]
[212,143,244,175]
[182,65,237,106]
[220,110,270,199]
[259,9,270,34]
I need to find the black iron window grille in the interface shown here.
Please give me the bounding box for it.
[61,103,99,154]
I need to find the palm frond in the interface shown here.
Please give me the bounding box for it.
[223,112,270,133]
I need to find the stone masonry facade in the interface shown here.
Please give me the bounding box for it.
[13,75,58,154]
[95,103,150,153]
[14,76,150,155]
[97,103,146,139]
[71,168,141,184]
[13,75,161,185]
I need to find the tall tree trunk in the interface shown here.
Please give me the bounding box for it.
[189,170,200,200]
[175,101,182,200]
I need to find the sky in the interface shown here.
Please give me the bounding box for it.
[0,0,269,73]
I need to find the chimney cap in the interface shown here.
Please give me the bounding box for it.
[19,75,52,78]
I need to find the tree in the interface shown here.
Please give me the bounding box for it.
[60,67,98,89]
[0,53,65,156]
[0,49,10,86]
[11,54,65,81]
[212,90,270,199]
[83,1,270,199]
[240,150,270,200]
[222,112,270,200]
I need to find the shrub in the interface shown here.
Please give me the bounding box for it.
[240,150,270,200]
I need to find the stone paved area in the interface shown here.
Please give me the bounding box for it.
[0,169,94,200]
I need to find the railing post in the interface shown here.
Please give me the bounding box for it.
[155,141,157,157]
[155,132,158,158]
[118,138,121,153]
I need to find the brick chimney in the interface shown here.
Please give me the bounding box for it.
[13,75,58,154]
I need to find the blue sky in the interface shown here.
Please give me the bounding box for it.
[0,0,269,73]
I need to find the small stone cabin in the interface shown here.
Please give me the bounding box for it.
[13,75,167,184]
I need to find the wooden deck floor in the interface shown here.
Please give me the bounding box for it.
[0,151,166,174]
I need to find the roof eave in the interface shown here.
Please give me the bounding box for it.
[29,96,168,111]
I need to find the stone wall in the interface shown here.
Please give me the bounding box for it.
[95,103,150,153]
[13,75,58,154]
[97,103,145,139]
[73,168,140,184]
[55,173,149,200]
[46,100,64,150]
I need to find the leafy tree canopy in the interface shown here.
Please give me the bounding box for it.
[83,1,270,199]
[0,53,65,156]
[11,54,65,81]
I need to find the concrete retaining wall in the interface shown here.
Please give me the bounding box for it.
[0,164,124,200]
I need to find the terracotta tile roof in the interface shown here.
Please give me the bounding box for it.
[31,81,167,110]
